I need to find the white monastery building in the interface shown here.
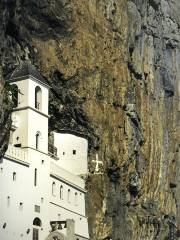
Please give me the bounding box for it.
[0,62,89,240]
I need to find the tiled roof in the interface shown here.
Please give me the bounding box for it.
[7,61,49,86]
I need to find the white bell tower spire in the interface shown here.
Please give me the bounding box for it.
[7,62,50,153]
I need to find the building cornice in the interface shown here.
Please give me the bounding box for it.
[75,234,89,240]
[22,146,49,156]
[7,74,51,88]
[13,106,50,118]
[49,201,88,219]
[4,155,29,167]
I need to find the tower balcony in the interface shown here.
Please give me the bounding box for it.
[5,144,28,163]
[48,143,59,160]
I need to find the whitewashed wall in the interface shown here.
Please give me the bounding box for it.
[0,148,89,240]
[53,133,88,175]
[0,149,51,240]
[10,78,49,153]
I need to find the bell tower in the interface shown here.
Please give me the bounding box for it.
[7,62,50,154]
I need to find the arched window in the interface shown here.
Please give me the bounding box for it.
[75,192,78,206]
[33,217,42,227]
[13,172,17,181]
[35,86,42,111]
[35,132,41,150]
[19,202,23,211]
[68,189,71,203]
[11,84,18,108]
[52,182,56,196]
[7,196,10,207]
[60,185,63,199]
[33,218,42,240]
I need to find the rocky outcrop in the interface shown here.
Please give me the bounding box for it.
[0,77,12,160]
[0,0,179,239]
[0,2,12,159]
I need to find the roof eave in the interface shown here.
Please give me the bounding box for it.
[7,74,51,89]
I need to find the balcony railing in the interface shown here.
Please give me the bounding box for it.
[35,101,40,110]
[48,144,58,159]
[5,144,27,162]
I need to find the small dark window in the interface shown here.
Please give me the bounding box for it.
[19,202,23,211]
[34,169,37,186]
[35,133,40,150]
[3,223,6,229]
[68,189,71,203]
[63,152,65,155]
[13,172,16,181]
[52,182,56,195]
[73,150,76,155]
[34,205,40,213]
[60,185,63,199]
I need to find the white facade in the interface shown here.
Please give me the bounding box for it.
[11,78,49,153]
[0,66,89,240]
[53,132,88,175]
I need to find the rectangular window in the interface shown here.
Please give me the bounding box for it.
[33,228,39,240]
[73,150,76,155]
[34,205,40,213]
[34,169,37,186]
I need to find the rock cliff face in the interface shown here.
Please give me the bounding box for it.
[0,78,12,159]
[0,0,179,239]
[0,3,12,159]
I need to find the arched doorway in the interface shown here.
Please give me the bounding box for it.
[33,217,42,240]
